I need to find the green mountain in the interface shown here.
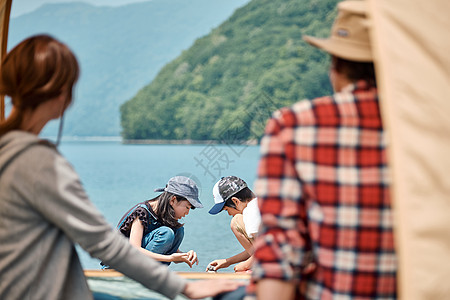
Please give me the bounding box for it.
[121,0,338,141]
[8,0,249,137]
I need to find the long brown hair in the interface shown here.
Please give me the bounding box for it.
[0,34,79,136]
[148,192,189,229]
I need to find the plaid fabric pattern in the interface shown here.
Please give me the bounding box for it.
[250,81,397,299]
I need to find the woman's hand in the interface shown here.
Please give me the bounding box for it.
[183,279,243,299]
[206,259,229,272]
[169,251,198,267]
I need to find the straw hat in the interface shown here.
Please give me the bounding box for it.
[303,0,372,62]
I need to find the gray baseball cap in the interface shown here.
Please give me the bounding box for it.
[154,176,203,208]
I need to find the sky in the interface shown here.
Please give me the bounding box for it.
[11,0,150,17]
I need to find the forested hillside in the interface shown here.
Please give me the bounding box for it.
[121,0,338,141]
[8,0,249,136]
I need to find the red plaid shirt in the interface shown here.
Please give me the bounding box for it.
[250,81,397,299]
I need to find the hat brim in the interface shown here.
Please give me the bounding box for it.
[186,197,203,209]
[208,202,225,215]
[303,35,373,62]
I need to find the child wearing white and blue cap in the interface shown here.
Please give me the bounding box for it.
[207,176,261,273]
[114,176,203,268]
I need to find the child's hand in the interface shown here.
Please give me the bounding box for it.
[169,253,192,267]
[206,259,229,271]
[234,261,251,273]
[170,251,198,268]
[186,250,199,267]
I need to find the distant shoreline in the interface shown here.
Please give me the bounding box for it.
[48,136,259,145]
[123,139,259,145]
[43,136,122,142]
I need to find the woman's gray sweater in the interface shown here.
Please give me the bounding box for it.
[0,131,186,299]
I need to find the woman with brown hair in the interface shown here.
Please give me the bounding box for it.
[0,34,239,300]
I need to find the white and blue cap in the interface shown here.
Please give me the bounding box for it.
[154,176,203,208]
[209,176,248,215]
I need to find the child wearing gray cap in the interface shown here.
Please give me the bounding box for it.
[116,176,203,267]
[206,176,261,273]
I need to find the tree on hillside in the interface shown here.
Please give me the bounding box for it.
[121,0,338,141]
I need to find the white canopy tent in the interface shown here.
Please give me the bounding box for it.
[0,0,449,298]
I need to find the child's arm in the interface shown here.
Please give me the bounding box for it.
[230,214,254,256]
[234,254,254,272]
[175,249,198,266]
[207,250,250,271]
[129,218,195,266]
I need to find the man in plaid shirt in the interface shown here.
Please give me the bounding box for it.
[249,1,397,299]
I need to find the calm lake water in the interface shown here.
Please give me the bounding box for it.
[59,140,261,273]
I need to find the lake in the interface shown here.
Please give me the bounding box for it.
[59,140,261,273]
